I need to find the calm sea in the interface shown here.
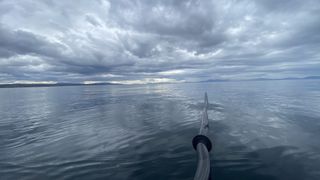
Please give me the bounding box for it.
[0,80,320,180]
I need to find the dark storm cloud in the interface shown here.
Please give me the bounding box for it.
[0,0,320,84]
[0,24,66,58]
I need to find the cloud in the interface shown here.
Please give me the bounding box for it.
[0,0,319,84]
[0,25,66,58]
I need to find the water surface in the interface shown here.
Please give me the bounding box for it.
[0,80,320,180]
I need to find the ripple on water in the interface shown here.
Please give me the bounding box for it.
[1,81,320,180]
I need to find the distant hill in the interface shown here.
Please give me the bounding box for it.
[1,76,319,88]
[0,82,120,88]
[302,76,320,80]
[200,79,229,83]
[247,76,320,81]
[201,76,320,83]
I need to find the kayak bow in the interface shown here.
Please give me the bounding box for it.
[192,93,212,180]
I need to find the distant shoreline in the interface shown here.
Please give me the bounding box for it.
[0,83,120,89]
[0,77,319,88]
[199,76,320,83]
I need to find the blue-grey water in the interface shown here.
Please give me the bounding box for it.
[1,80,320,180]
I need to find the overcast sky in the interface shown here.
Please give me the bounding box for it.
[0,0,320,84]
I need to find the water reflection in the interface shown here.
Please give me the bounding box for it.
[0,80,320,180]
[213,145,320,180]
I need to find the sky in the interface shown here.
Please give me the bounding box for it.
[0,0,320,84]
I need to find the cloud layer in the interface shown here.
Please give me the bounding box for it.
[1,0,320,84]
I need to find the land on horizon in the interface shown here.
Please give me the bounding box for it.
[1,76,320,88]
